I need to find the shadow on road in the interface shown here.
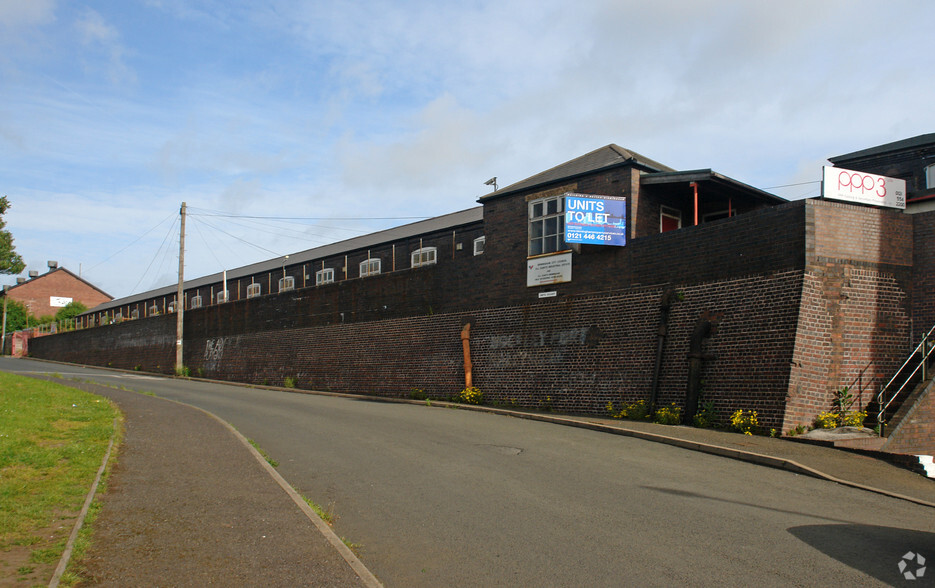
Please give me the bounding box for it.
[788,524,934,585]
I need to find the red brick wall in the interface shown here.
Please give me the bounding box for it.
[882,381,935,454]
[912,210,935,340]
[784,200,913,430]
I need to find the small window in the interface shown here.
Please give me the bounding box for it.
[217,291,229,304]
[167,302,176,313]
[529,196,565,256]
[660,206,682,233]
[926,163,935,189]
[115,312,123,322]
[247,283,262,298]
[131,309,139,320]
[278,276,295,293]
[473,236,486,256]
[360,258,381,277]
[149,304,160,315]
[190,295,203,309]
[316,268,335,285]
[411,247,437,268]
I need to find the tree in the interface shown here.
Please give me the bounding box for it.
[2,299,30,332]
[0,196,25,275]
[55,301,88,322]
[0,196,25,276]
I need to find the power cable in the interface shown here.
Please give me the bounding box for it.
[192,215,283,258]
[129,216,179,295]
[83,210,177,275]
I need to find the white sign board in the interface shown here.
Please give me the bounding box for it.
[50,296,73,308]
[822,166,906,209]
[527,252,572,287]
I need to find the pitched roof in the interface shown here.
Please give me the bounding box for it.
[3,267,112,299]
[829,133,935,163]
[89,207,483,313]
[479,144,675,201]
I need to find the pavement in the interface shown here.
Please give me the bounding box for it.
[30,374,935,586]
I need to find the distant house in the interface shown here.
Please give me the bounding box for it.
[2,263,112,320]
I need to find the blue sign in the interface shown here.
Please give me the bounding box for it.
[564,194,627,246]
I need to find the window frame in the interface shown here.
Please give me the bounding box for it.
[410,246,437,268]
[246,283,262,299]
[316,268,335,285]
[473,236,486,256]
[278,276,295,293]
[528,196,565,256]
[359,257,381,277]
[190,294,203,309]
[660,205,682,233]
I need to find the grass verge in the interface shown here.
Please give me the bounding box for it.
[0,372,119,586]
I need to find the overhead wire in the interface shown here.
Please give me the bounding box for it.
[191,214,284,259]
[83,210,178,275]
[129,215,179,295]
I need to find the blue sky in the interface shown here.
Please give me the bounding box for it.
[2,0,934,301]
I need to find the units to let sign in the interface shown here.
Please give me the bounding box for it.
[564,193,627,246]
[822,166,906,209]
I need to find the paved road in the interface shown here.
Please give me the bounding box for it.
[6,358,935,587]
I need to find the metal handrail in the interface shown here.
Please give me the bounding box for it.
[876,323,935,435]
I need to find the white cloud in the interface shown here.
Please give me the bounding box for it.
[75,8,136,84]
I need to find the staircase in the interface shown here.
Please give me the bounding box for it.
[871,324,935,436]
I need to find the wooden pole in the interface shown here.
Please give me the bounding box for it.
[175,202,186,374]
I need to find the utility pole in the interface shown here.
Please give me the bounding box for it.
[1,293,8,356]
[176,202,186,374]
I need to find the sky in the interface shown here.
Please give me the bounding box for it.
[1,0,933,302]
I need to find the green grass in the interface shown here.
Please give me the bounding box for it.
[0,372,119,585]
[246,438,279,467]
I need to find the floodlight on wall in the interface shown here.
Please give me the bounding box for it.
[484,177,498,191]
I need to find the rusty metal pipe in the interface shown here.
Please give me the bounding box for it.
[461,322,472,388]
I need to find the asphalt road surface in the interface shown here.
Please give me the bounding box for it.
[5,358,935,587]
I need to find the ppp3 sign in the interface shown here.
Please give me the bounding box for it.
[822,166,906,209]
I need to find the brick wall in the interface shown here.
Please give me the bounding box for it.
[5,269,111,319]
[912,210,935,339]
[28,314,175,371]
[27,198,930,441]
[882,380,935,455]
[784,200,914,429]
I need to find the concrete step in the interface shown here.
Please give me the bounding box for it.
[918,455,935,479]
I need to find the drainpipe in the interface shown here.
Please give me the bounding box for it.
[684,311,719,424]
[691,182,699,226]
[648,289,677,413]
[461,322,473,388]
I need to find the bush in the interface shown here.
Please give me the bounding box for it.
[653,403,682,425]
[458,386,484,405]
[841,410,867,427]
[814,411,839,429]
[730,409,759,435]
[693,400,718,428]
[606,399,651,420]
[815,409,867,429]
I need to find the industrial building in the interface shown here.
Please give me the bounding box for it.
[28,136,935,454]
